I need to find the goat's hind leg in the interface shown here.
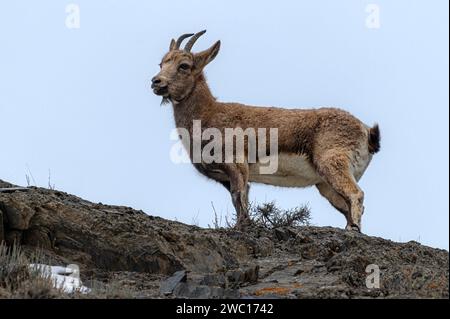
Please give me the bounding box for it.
[315,153,365,232]
[316,182,355,230]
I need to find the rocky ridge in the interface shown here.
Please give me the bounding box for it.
[0,179,448,299]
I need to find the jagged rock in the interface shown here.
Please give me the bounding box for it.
[0,179,448,299]
[196,273,227,287]
[226,265,259,288]
[173,282,240,299]
[0,184,246,275]
[0,196,35,230]
[160,270,187,295]
[0,180,14,188]
[273,227,295,241]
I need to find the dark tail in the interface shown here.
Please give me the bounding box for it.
[368,124,381,154]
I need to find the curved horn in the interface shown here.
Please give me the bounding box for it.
[174,33,194,50]
[184,30,207,52]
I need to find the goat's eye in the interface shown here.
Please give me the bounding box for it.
[179,63,190,71]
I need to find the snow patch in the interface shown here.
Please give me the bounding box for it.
[29,264,91,294]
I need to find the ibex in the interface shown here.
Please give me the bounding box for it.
[151,31,380,232]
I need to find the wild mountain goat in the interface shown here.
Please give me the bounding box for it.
[151,30,380,232]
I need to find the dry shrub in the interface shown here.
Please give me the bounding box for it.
[250,201,311,229]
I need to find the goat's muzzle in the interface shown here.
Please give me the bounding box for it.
[151,76,169,96]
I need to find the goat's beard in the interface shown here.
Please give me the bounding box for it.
[161,95,182,106]
[160,97,171,106]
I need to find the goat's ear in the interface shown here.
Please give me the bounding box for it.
[193,41,221,71]
[169,39,176,51]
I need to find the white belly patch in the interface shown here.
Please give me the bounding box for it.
[249,153,322,187]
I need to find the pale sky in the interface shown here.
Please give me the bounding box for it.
[0,0,448,249]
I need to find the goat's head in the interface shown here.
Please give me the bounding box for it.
[151,30,220,104]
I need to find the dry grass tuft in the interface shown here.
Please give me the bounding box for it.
[0,243,65,299]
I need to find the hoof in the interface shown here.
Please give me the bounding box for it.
[235,218,252,231]
[346,224,361,232]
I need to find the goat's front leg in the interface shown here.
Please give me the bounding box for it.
[226,164,251,230]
